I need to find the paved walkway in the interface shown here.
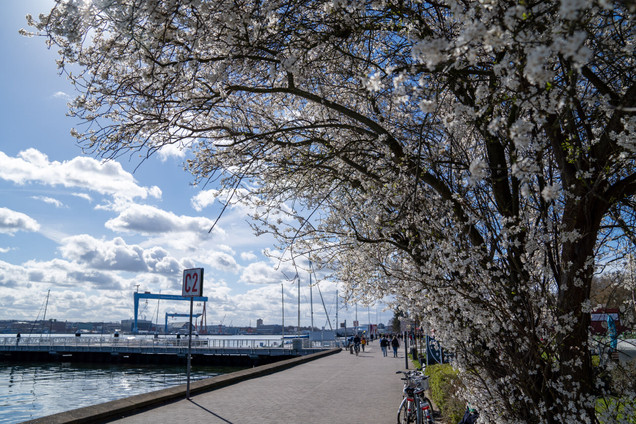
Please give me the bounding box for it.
[110,343,411,424]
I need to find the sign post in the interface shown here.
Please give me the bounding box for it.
[182,268,203,400]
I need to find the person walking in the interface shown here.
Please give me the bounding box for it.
[380,335,388,357]
[391,335,400,357]
[361,336,367,352]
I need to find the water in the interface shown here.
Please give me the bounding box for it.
[0,333,321,423]
[0,333,269,423]
[0,361,239,423]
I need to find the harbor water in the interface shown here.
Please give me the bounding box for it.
[0,333,295,423]
[0,361,238,423]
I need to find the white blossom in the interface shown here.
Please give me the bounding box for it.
[28,0,636,421]
[468,158,488,185]
[364,73,383,92]
[541,184,561,202]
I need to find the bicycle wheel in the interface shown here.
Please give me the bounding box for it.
[419,397,434,424]
[397,398,415,424]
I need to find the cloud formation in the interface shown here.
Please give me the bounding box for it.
[59,234,182,275]
[0,207,40,234]
[204,251,240,273]
[1,258,127,291]
[0,149,161,202]
[105,204,216,235]
[32,195,64,208]
[239,260,296,285]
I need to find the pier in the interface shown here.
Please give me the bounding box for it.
[0,336,337,366]
[24,342,419,424]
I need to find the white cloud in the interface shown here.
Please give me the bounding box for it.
[32,195,64,208]
[105,204,217,235]
[52,91,72,100]
[0,207,40,234]
[191,188,257,214]
[157,140,190,161]
[1,257,126,291]
[239,260,293,285]
[0,149,162,202]
[209,244,235,255]
[191,190,219,211]
[58,234,183,275]
[195,279,232,305]
[204,251,240,273]
[241,251,257,261]
[72,192,92,202]
[0,260,24,288]
[0,286,133,322]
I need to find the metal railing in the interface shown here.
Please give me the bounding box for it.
[1,336,340,350]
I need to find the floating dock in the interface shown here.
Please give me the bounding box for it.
[0,336,335,366]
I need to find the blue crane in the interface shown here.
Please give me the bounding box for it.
[133,292,208,334]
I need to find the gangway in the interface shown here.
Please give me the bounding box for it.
[133,292,208,334]
[165,313,202,334]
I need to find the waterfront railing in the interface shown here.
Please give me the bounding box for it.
[1,336,339,350]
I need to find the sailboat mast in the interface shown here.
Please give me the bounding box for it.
[41,289,50,334]
[309,258,314,331]
[335,289,338,335]
[155,295,160,333]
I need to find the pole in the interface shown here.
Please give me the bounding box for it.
[376,304,379,335]
[335,290,339,336]
[355,303,358,328]
[404,331,409,369]
[426,335,430,367]
[41,289,50,336]
[297,276,300,337]
[186,297,193,399]
[281,283,285,347]
[309,263,314,331]
[367,305,371,337]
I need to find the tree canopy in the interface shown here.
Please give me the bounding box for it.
[29,0,635,422]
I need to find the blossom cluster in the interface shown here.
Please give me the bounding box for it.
[29,0,636,421]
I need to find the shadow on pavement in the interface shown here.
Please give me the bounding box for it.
[188,400,234,424]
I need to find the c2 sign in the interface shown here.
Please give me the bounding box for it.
[182,268,204,297]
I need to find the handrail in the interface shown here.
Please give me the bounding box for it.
[1,336,340,349]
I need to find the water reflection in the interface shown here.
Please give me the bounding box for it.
[0,362,239,423]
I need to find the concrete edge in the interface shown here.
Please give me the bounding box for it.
[22,348,342,424]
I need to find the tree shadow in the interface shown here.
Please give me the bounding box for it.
[188,399,234,424]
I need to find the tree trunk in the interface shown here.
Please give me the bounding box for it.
[555,191,607,421]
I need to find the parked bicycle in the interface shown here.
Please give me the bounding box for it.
[396,370,434,424]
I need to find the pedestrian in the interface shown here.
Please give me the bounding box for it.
[352,333,361,355]
[16,332,21,346]
[380,335,388,357]
[361,336,367,352]
[458,404,479,424]
[391,335,400,357]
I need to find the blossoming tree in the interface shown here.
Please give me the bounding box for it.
[28,0,635,422]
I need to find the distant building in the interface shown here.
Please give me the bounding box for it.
[255,324,283,335]
[121,319,153,332]
[590,309,628,335]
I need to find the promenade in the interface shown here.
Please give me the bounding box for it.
[110,342,410,424]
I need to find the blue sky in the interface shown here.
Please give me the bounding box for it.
[0,0,391,330]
